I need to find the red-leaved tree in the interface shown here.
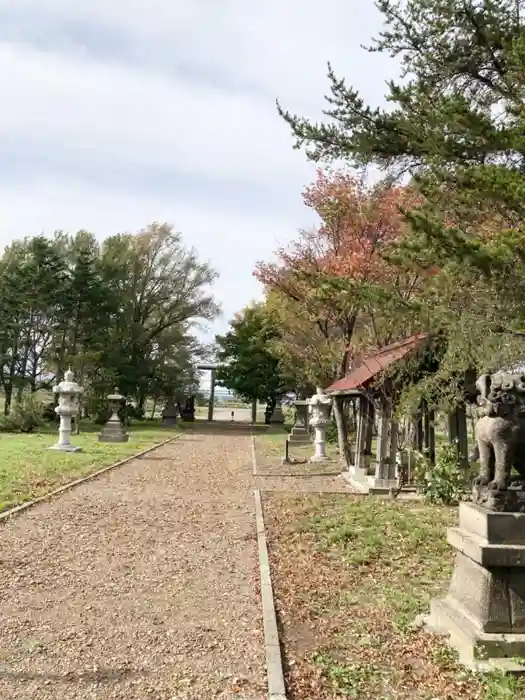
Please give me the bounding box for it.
[255,169,427,463]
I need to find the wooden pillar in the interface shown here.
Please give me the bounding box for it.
[388,415,398,481]
[374,397,390,481]
[448,410,458,444]
[415,403,424,452]
[453,405,469,472]
[448,407,468,466]
[424,408,436,465]
[364,398,375,455]
[354,395,367,472]
[207,369,216,422]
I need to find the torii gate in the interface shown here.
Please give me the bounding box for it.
[197,364,257,422]
[197,364,217,421]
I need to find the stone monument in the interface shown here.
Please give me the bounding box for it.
[288,399,311,446]
[308,388,332,462]
[180,396,195,422]
[98,388,129,443]
[425,371,525,671]
[270,399,285,424]
[162,395,178,427]
[48,369,83,452]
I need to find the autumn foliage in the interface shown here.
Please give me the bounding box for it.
[255,169,422,299]
[254,170,426,378]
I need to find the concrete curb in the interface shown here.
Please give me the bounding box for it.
[0,432,182,523]
[254,489,287,700]
[251,433,258,476]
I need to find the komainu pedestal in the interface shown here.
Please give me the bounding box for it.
[426,501,525,671]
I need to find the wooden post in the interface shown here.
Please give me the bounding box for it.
[448,410,458,444]
[354,395,367,473]
[424,408,436,465]
[388,415,398,481]
[415,402,424,452]
[375,397,390,482]
[207,368,216,422]
[448,406,468,470]
[364,398,375,455]
[456,405,469,473]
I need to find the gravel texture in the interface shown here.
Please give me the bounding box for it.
[0,431,266,700]
[255,474,357,493]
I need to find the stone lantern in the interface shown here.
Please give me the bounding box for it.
[270,398,285,424]
[162,394,178,426]
[48,368,83,452]
[308,387,332,462]
[98,388,129,443]
[289,399,311,445]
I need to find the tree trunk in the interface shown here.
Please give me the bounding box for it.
[333,396,352,468]
[265,397,276,425]
[4,383,12,416]
[137,393,146,418]
[150,398,157,420]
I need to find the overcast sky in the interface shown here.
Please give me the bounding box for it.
[0,1,394,346]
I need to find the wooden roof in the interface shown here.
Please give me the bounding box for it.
[325,333,429,395]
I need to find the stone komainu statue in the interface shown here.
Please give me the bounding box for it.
[474,371,525,494]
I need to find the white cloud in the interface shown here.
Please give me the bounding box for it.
[0,0,395,341]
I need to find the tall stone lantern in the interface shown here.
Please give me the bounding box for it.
[98,388,129,443]
[48,369,83,452]
[308,387,332,462]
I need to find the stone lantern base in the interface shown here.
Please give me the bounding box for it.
[422,502,525,672]
[162,400,178,427]
[289,400,311,445]
[48,443,82,453]
[270,402,285,424]
[98,416,129,443]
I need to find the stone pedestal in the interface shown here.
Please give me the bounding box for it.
[425,502,525,671]
[98,389,129,443]
[289,399,310,445]
[270,400,285,425]
[180,396,195,422]
[162,398,178,427]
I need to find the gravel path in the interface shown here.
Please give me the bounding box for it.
[255,474,357,493]
[0,432,266,700]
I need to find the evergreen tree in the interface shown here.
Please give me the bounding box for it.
[277,0,525,374]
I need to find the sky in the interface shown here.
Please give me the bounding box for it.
[0,1,395,350]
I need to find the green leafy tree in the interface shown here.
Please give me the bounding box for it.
[215,303,295,420]
[99,223,219,413]
[0,223,218,423]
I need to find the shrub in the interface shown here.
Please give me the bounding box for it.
[0,394,45,433]
[325,420,339,444]
[413,443,472,506]
[42,401,57,422]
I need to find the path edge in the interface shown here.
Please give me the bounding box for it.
[0,432,182,523]
[254,488,287,700]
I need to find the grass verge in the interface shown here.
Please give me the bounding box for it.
[0,421,177,513]
[255,427,341,475]
[263,493,525,700]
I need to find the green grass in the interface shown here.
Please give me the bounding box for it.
[0,421,177,512]
[255,424,340,461]
[267,495,525,699]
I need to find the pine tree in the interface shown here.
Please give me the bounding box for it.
[277,0,525,370]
